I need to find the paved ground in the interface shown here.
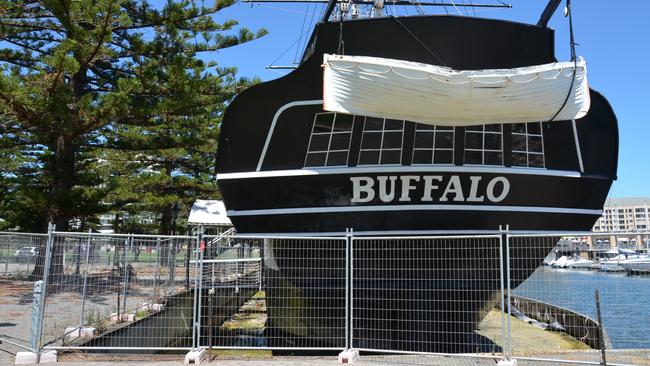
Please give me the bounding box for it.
[14,350,645,366]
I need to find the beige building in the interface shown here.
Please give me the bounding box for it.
[592,197,650,232]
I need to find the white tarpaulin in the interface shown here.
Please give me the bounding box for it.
[323,54,590,126]
[188,199,232,226]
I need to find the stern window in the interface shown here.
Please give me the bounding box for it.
[305,113,354,167]
[412,124,454,165]
[464,124,503,166]
[511,122,545,168]
[358,118,404,165]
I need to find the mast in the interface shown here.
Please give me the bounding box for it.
[537,0,561,27]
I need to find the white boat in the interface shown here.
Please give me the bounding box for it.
[551,256,569,268]
[323,54,590,126]
[619,257,650,274]
[598,255,626,272]
[567,258,593,270]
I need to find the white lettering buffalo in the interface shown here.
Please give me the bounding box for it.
[350,175,510,203]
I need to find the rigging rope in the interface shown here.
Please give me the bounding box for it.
[337,3,347,54]
[391,16,447,67]
[546,0,578,123]
[448,0,463,16]
[294,2,312,64]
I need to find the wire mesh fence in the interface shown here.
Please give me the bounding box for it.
[0,232,48,278]
[351,235,504,357]
[39,231,198,350]
[509,232,650,365]
[2,227,650,365]
[196,236,348,351]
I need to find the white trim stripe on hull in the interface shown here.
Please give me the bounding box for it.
[227,204,602,217]
[218,167,583,180]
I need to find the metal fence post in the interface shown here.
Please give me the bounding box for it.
[498,226,507,361]
[34,222,55,359]
[29,280,44,351]
[78,229,92,330]
[168,239,175,287]
[197,230,205,349]
[344,228,354,351]
[121,234,133,315]
[191,229,203,349]
[154,237,161,301]
[500,225,513,361]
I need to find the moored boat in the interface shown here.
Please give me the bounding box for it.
[599,256,626,272]
[567,258,593,270]
[619,256,650,274]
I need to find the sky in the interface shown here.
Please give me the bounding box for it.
[205,0,649,198]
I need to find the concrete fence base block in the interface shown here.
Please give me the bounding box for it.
[150,303,164,311]
[64,327,96,339]
[338,349,359,363]
[15,350,57,364]
[184,348,207,365]
[497,358,518,366]
[110,313,135,323]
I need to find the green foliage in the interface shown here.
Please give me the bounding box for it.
[0,0,265,232]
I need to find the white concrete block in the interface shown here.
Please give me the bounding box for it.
[497,359,518,366]
[64,327,95,339]
[184,348,207,365]
[338,349,359,363]
[14,352,36,365]
[15,350,57,364]
[109,313,135,323]
[39,351,57,363]
[150,303,164,311]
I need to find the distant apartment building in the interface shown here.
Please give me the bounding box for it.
[592,197,650,232]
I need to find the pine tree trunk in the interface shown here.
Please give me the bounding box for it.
[29,137,76,282]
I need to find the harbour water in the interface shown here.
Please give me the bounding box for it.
[514,266,650,349]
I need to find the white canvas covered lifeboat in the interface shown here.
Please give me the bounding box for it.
[323,53,590,126]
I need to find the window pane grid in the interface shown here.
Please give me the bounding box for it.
[304,113,353,167]
[464,124,503,166]
[512,122,545,168]
[358,118,404,166]
[412,124,455,165]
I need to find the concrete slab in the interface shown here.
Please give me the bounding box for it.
[338,349,359,363]
[184,349,207,365]
[14,350,57,364]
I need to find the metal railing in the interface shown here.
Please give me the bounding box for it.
[1,226,649,365]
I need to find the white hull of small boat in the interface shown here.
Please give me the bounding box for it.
[568,259,593,269]
[599,260,625,272]
[323,54,590,126]
[619,257,650,273]
[551,256,569,268]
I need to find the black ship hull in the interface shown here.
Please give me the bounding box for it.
[215,14,618,352]
[263,235,559,352]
